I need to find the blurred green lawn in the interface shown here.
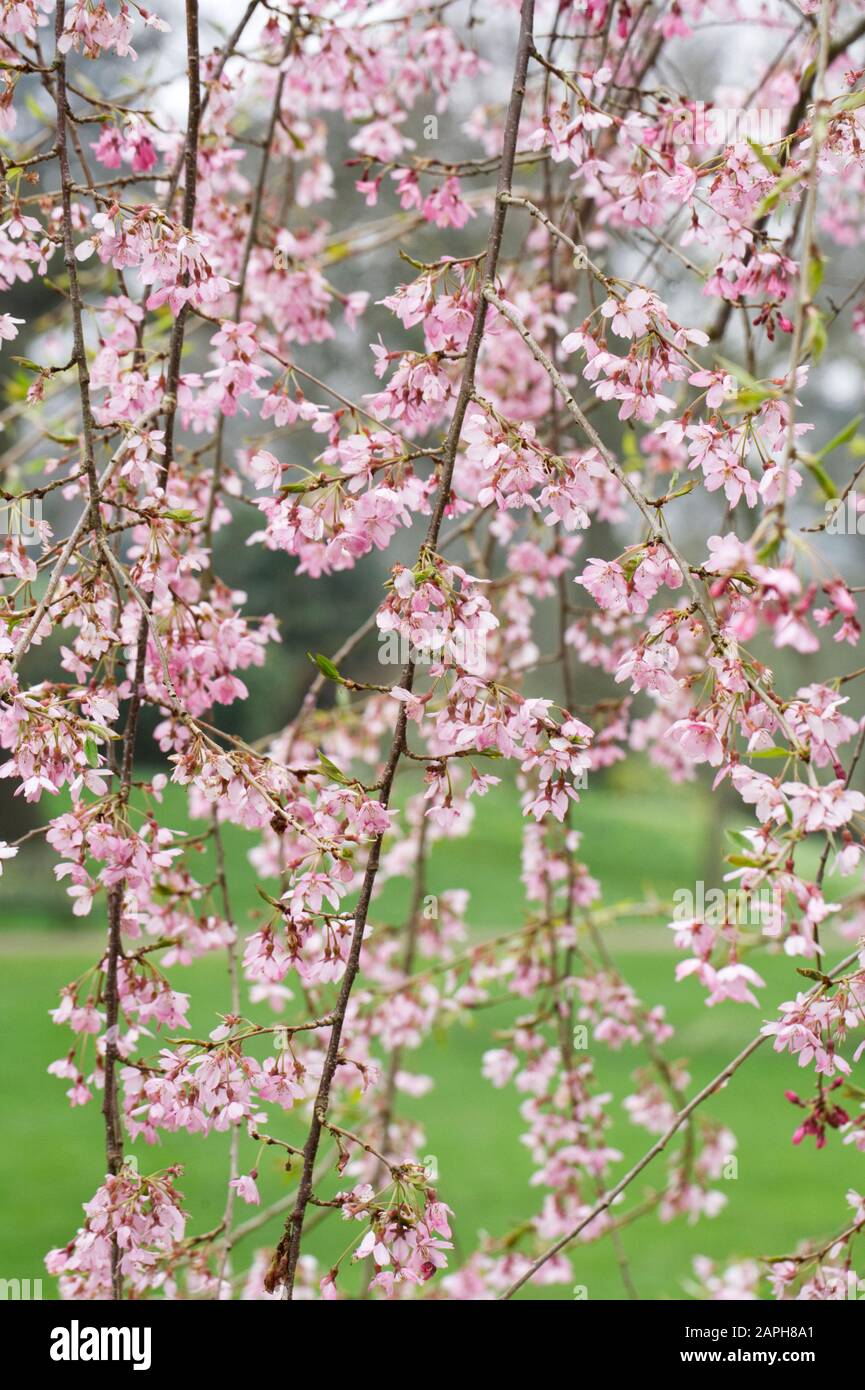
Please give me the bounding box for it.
[1,764,861,1300]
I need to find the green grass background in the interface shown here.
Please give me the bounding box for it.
[1,762,861,1300]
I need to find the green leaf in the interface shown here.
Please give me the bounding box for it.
[621,431,640,461]
[84,737,99,768]
[84,721,120,742]
[5,372,30,401]
[662,480,695,503]
[716,355,779,408]
[25,93,47,123]
[805,305,827,361]
[750,746,788,759]
[804,457,838,500]
[736,386,780,409]
[796,967,831,985]
[317,751,351,785]
[255,885,284,911]
[620,551,642,581]
[816,414,863,462]
[747,138,782,175]
[725,828,753,849]
[756,536,781,563]
[806,253,825,300]
[717,355,761,390]
[308,651,342,682]
[752,169,801,221]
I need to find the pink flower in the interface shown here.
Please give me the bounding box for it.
[0,841,18,875]
[0,314,24,344]
[600,287,653,339]
[482,1048,517,1087]
[781,780,865,832]
[666,719,724,767]
[249,450,282,491]
[577,557,628,610]
[704,963,766,1008]
[230,1172,260,1206]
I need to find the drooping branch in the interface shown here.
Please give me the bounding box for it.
[99,0,201,1301]
[500,947,862,1299]
[482,281,812,763]
[51,0,103,535]
[266,0,538,1299]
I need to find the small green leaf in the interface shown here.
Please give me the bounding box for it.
[255,885,284,911]
[752,169,801,221]
[805,305,827,361]
[747,139,782,175]
[717,355,761,390]
[621,431,640,461]
[806,253,825,299]
[756,536,781,563]
[804,457,838,500]
[308,651,342,682]
[725,828,753,848]
[84,722,120,742]
[816,414,863,462]
[796,967,830,985]
[663,480,695,502]
[25,93,47,123]
[716,356,779,408]
[317,751,351,784]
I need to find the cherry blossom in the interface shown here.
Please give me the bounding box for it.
[0,0,860,1309]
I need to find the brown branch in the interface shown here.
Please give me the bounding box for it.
[710,9,865,345]
[500,948,862,1299]
[9,408,161,672]
[202,20,296,572]
[375,813,430,1171]
[775,0,830,537]
[213,811,240,1295]
[483,283,808,759]
[51,1,103,536]
[162,1,259,210]
[96,0,200,1301]
[265,0,538,1300]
